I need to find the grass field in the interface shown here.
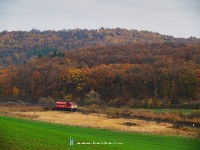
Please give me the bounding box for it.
[0,116,199,150]
[133,109,196,114]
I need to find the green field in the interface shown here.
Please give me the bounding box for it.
[133,109,197,114]
[0,116,199,150]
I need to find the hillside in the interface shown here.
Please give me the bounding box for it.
[0,41,200,106]
[64,43,200,67]
[0,28,200,107]
[0,28,200,66]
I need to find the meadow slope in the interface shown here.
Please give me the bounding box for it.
[0,116,200,150]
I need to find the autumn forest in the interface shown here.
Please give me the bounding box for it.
[0,28,200,108]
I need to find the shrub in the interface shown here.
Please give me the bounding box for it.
[87,104,99,113]
[38,97,55,105]
[109,98,127,107]
[85,90,100,105]
[146,98,154,108]
[126,99,135,108]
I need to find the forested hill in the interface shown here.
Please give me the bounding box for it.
[0,28,200,106]
[0,42,200,105]
[0,28,200,66]
[64,43,200,67]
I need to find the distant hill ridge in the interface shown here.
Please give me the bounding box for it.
[0,28,200,65]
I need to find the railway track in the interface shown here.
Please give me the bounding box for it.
[0,102,54,108]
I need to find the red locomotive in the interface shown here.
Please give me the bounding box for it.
[54,101,77,111]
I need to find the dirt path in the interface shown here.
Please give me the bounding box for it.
[10,111,199,139]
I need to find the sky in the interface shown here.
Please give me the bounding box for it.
[0,0,200,38]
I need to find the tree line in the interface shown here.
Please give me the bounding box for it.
[0,43,200,108]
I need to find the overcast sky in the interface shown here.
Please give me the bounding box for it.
[0,0,200,38]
